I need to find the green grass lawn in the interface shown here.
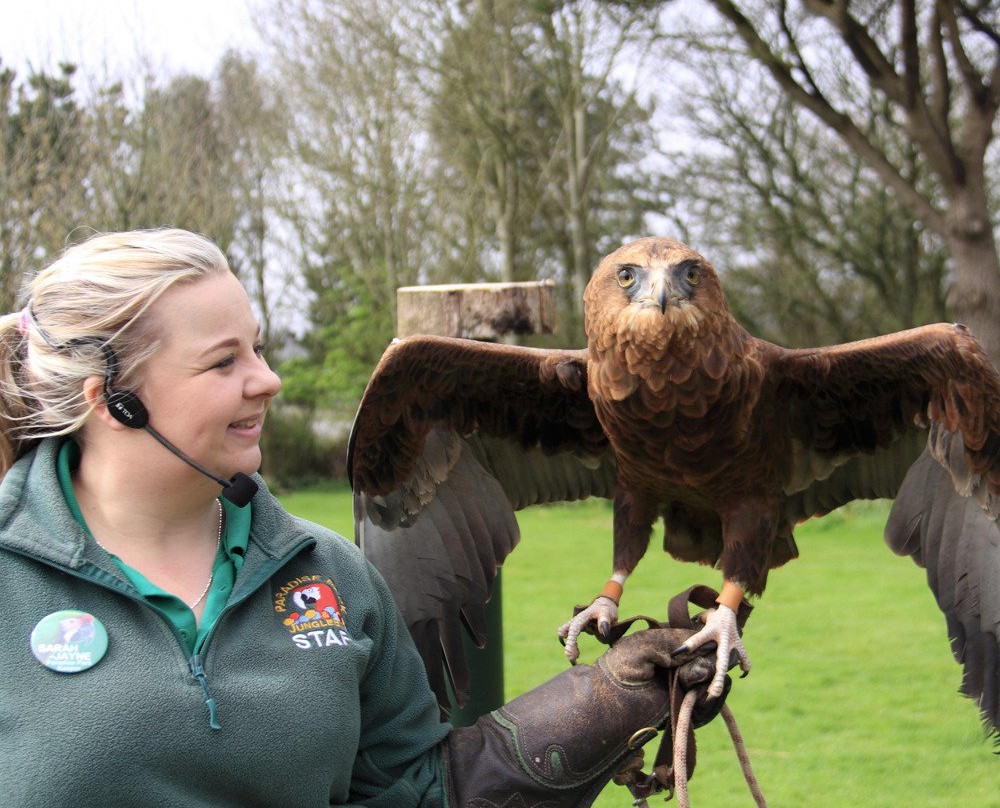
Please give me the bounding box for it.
[278,484,999,807]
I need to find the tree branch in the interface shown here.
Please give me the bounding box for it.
[900,0,920,109]
[705,0,948,234]
[927,4,953,142]
[803,0,905,105]
[938,1,990,107]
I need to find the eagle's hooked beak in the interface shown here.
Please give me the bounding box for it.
[644,268,677,314]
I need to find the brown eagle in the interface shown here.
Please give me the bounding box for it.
[348,237,1000,734]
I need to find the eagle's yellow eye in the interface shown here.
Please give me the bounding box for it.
[617,268,636,288]
[686,266,700,285]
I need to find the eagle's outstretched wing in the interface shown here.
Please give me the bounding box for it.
[766,324,1000,738]
[348,335,615,707]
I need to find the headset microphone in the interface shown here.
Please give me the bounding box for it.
[142,424,259,507]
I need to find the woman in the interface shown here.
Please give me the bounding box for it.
[0,229,722,807]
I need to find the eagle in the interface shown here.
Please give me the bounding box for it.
[348,236,1000,735]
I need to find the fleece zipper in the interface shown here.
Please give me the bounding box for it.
[182,535,316,729]
[188,654,222,729]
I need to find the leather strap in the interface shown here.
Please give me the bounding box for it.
[608,585,749,802]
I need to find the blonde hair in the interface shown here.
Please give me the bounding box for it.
[0,228,231,476]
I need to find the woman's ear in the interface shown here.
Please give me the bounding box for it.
[82,375,127,430]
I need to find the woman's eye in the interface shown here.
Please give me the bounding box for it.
[617,267,636,288]
[211,342,265,369]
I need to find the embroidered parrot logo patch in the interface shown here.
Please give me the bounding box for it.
[274,575,351,649]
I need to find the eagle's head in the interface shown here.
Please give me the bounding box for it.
[583,237,736,400]
[584,237,729,347]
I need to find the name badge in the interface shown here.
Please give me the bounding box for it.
[31,610,109,673]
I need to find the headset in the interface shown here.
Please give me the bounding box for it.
[26,307,258,507]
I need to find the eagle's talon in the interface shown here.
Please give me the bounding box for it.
[677,604,749,698]
[558,595,619,662]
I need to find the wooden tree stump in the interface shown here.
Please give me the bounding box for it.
[396,279,556,339]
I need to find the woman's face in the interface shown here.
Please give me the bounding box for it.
[135,271,282,480]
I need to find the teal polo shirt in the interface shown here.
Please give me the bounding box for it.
[56,439,250,654]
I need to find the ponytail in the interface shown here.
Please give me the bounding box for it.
[0,309,39,476]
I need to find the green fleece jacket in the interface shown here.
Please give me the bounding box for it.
[0,439,450,807]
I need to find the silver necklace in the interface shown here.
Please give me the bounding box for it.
[94,499,223,610]
[188,500,224,610]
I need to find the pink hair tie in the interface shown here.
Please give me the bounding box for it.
[17,306,31,337]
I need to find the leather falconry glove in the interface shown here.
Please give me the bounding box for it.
[443,587,745,808]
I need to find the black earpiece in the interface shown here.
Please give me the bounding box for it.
[106,390,150,428]
[99,345,150,429]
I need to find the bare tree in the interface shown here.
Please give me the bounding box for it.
[532,0,664,323]
[264,0,671,350]
[659,48,951,347]
[86,72,243,249]
[429,0,548,285]
[660,0,1000,359]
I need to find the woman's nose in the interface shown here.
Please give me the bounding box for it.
[248,358,282,399]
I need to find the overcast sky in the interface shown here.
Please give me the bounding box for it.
[0,0,259,78]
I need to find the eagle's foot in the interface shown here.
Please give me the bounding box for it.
[557,596,619,663]
[675,604,750,697]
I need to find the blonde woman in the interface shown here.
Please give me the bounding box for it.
[0,229,724,807]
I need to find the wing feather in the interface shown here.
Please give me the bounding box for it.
[783,430,926,523]
[885,450,1000,739]
[349,336,607,495]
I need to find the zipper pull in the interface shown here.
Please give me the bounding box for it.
[188,655,222,730]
